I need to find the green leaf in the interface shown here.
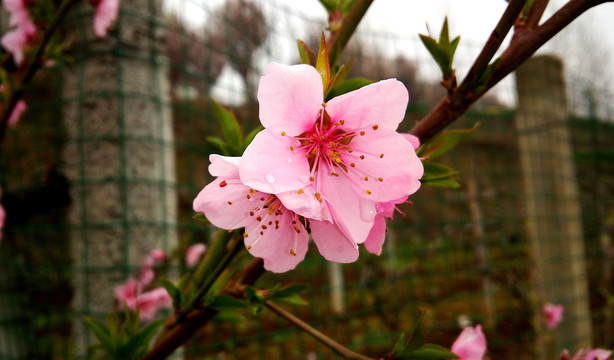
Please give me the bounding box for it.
[210,295,247,309]
[211,99,243,155]
[213,310,246,323]
[421,161,460,188]
[392,312,426,356]
[279,293,309,306]
[417,125,478,160]
[84,317,113,351]
[159,278,182,309]
[206,136,228,155]
[315,33,331,93]
[243,126,263,150]
[439,17,450,46]
[121,319,165,358]
[192,213,209,224]
[326,77,373,100]
[402,344,459,359]
[418,34,452,78]
[297,40,316,66]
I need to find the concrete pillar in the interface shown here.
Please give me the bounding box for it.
[515,55,592,356]
[61,0,176,355]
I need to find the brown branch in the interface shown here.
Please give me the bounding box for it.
[141,259,265,360]
[524,0,550,29]
[454,0,527,99]
[410,0,611,143]
[327,0,374,67]
[264,301,374,360]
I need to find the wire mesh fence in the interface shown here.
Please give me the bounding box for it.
[0,0,613,359]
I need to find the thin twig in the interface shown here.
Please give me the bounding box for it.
[524,0,550,29]
[454,0,527,99]
[264,301,375,360]
[0,0,80,143]
[327,0,374,67]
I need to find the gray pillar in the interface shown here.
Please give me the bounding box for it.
[62,0,176,355]
[515,55,591,356]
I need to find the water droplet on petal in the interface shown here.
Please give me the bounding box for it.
[286,158,293,164]
[265,173,276,184]
[359,198,377,221]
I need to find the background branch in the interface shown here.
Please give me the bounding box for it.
[327,0,374,67]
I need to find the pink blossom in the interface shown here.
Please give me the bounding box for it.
[451,325,487,360]
[194,155,315,272]
[91,0,120,38]
[1,0,36,65]
[564,349,612,360]
[543,303,564,330]
[239,63,423,258]
[138,248,167,287]
[0,188,5,243]
[185,243,207,268]
[114,279,171,320]
[7,100,26,127]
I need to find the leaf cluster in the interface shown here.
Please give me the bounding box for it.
[388,312,458,360]
[419,18,460,85]
[207,99,262,156]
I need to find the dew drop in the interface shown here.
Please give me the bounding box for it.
[286,157,293,164]
[265,173,276,184]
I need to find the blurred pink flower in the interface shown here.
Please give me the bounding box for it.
[563,349,612,360]
[91,0,119,37]
[138,248,166,287]
[185,243,207,268]
[114,279,171,321]
[1,0,36,64]
[451,325,487,360]
[543,303,564,330]
[7,100,27,127]
[193,155,311,273]
[239,63,423,258]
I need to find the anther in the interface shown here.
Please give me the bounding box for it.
[247,245,251,249]
[379,153,384,158]
[247,195,251,199]
[244,233,249,238]
[256,216,262,221]
[366,189,372,195]
[290,249,296,256]
[249,211,255,216]
[350,163,355,167]
[339,120,345,125]
[281,131,286,136]
[360,155,365,160]
[249,189,255,194]
[315,193,323,202]
[310,176,315,181]
[364,176,368,181]
[219,180,227,187]
[331,172,339,176]
[372,125,379,130]
[227,201,232,205]
[261,225,268,229]
[297,189,304,194]
[294,225,301,234]
[378,177,384,182]
[360,131,366,136]
[335,157,342,163]
[290,146,295,151]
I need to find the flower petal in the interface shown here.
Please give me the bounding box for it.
[244,207,309,273]
[277,187,331,221]
[342,129,423,202]
[326,79,408,131]
[451,325,487,360]
[258,62,323,136]
[240,130,311,194]
[364,214,387,255]
[208,154,241,177]
[310,219,359,263]
[192,176,253,230]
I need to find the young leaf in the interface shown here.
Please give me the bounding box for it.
[421,161,460,188]
[392,312,426,356]
[297,40,317,66]
[418,35,452,78]
[417,125,479,160]
[401,344,459,359]
[210,295,247,309]
[121,319,165,358]
[206,136,228,155]
[243,126,263,150]
[315,33,331,93]
[192,213,209,224]
[84,317,113,351]
[159,278,182,309]
[210,99,243,155]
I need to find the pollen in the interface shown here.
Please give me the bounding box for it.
[247,195,251,199]
[379,153,384,158]
[227,201,232,205]
[310,176,315,181]
[297,189,304,194]
[364,176,368,181]
[360,155,365,160]
[331,172,340,176]
[360,131,366,136]
[378,177,384,182]
[219,180,227,187]
[247,245,251,249]
[335,157,342,163]
[350,163,355,167]
[315,192,323,202]
[294,225,301,234]
[339,120,345,125]
[256,216,262,221]
[281,131,286,136]
[290,145,295,151]
[290,249,296,256]
[249,211,255,216]
[372,125,379,130]
[244,233,249,238]
[261,225,268,230]
[366,189,372,195]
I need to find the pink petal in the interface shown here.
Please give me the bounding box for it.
[342,129,423,202]
[94,0,119,38]
[402,133,421,150]
[310,219,359,263]
[240,130,311,194]
[277,187,330,221]
[257,62,323,136]
[243,205,309,273]
[139,268,155,287]
[584,349,612,360]
[317,162,375,244]
[1,28,27,64]
[114,278,140,309]
[192,175,253,230]
[326,79,408,131]
[136,287,171,320]
[543,303,564,330]
[363,214,387,255]
[208,155,241,177]
[451,325,487,360]
[185,243,207,268]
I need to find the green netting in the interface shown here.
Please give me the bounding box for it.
[0,1,613,359]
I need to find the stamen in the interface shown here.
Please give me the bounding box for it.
[249,211,254,216]
[227,201,232,205]
[244,233,249,238]
[315,193,323,202]
[293,225,301,234]
[360,131,366,136]
[379,153,384,158]
[350,163,355,167]
[372,125,379,130]
[247,245,252,249]
[297,189,304,194]
[219,180,227,187]
[378,177,384,182]
[261,225,267,230]
[310,176,315,181]
[331,172,340,177]
[339,120,345,125]
[247,195,251,199]
[290,249,296,256]
[281,131,286,136]
[290,146,295,151]
[360,155,365,160]
[366,189,372,195]
[364,176,368,181]
[256,216,262,221]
